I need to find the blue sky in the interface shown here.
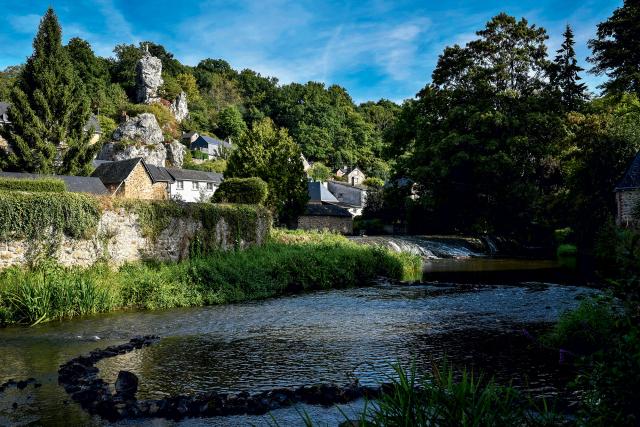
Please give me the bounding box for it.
[0,0,622,103]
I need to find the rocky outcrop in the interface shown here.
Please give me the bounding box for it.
[113,113,164,145]
[136,52,163,104]
[97,113,166,166]
[165,140,186,168]
[170,92,189,123]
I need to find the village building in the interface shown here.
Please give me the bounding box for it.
[0,171,109,195]
[297,182,353,234]
[327,180,368,217]
[164,168,223,202]
[334,166,366,186]
[91,157,172,200]
[82,114,102,144]
[181,131,199,145]
[615,152,640,226]
[190,135,232,160]
[0,102,11,150]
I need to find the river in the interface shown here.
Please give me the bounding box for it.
[0,274,595,426]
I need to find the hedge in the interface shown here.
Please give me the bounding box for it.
[0,177,66,193]
[212,177,268,205]
[0,191,100,239]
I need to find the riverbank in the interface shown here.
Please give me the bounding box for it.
[0,230,421,326]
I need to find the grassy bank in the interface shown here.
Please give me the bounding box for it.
[0,230,421,326]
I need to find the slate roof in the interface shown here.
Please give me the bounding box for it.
[200,135,231,147]
[0,171,109,195]
[308,181,338,202]
[0,102,9,124]
[165,168,223,183]
[146,164,174,182]
[303,202,352,217]
[91,158,143,185]
[616,152,640,191]
[328,180,368,191]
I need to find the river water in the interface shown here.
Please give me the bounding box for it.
[0,276,596,426]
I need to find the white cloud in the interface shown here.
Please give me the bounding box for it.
[8,14,41,34]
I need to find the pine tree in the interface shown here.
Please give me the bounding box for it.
[551,25,588,111]
[0,8,98,175]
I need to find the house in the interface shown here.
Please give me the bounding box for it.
[82,114,102,144]
[334,166,366,186]
[190,135,232,159]
[181,131,199,145]
[165,168,223,202]
[327,180,367,217]
[0,102,10,150]
[91,158,171,200]
[301,154,311,172]
[0,171,109,195]
[297,182,353,234]
[615,152,640,226]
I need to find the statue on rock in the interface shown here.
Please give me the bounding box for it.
[135,44,163,104]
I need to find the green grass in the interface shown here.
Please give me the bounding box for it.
[0,230,422,326]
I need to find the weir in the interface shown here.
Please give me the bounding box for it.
[349,235,490,259]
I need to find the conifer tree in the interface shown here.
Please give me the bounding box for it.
[0,8,97,175]
[552,25,588,111]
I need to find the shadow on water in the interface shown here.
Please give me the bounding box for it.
[0,273,597,425]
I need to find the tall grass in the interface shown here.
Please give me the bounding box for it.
[0,230,422,326]
[352,363,560,427]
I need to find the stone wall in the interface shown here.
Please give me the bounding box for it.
[0,207,270,270]
[297,215,353,235]
[616,189,640,226]
[122,162,167,200]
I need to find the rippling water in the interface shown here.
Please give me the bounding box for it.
[0,281,596,426]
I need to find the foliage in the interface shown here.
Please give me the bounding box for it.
[308,162,332,182]
[216,105,247,141]
[97,115,117,142]
[212,177,268,205]
[0,65,22,100]
[363,177,384,188]
[588,0,640,96]
[0,8,99,176]
[357,362,559,426]
[0,177,66,193]
[0,191,100,239]
[550,25,588,112]
[226,118,308,224]
[0,230,421,326]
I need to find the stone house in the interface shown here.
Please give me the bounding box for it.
[190,135,232,159]
[181,131,199,145]
[0,171,109,195]
[297,182,353,234]
[0,102,10,150]
[165,168,223,202]
[615,152,640,226]
[92,157,172,200]
[335,166,366,186]
[327,180,367,217]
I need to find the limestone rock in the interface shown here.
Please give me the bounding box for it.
[113,113,163,146]
[170,92,189,123]
[165,140,186,168]
[135,52,163,104]
[103,143,167,167]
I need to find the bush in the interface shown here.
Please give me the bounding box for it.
[212,177,268,205]
[363,177,385,188]
[557,243,577,269]
[0,177,66,192]
[0,191,100,239]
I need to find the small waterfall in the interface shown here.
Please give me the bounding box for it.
[349,236,486,259]
[482,236,499,256]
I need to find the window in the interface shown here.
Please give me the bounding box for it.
[192,181,199,190]
[177,181,184,189]
[206,182,213,190]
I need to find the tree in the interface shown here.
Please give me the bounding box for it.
[308,162,331,182]
[0,8,97,175]
[551,25,588,111]
[588,0,640,96]
[226,118,308,224]
[217,106,247,141]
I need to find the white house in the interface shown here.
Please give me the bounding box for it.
[165,168,223,202]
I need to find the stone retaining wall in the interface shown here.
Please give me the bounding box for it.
[0,208,269,270]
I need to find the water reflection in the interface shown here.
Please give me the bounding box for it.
[0,282,596,426]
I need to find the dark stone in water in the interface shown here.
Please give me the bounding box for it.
[115,371,138,398]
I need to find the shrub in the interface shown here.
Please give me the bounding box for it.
[212,177,268,205]
[0,177,66,192]
[0,191,100,239]
[363,177,385,188]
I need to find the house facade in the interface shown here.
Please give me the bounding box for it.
[615,152,640,226]
[0,102,11,150]
[92,158,171,200]
[190,135,232,159]
[298,181,353,234]
[334,166,366,186]
[165,168,223,202]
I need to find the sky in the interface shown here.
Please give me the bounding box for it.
[0,0,622,103]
